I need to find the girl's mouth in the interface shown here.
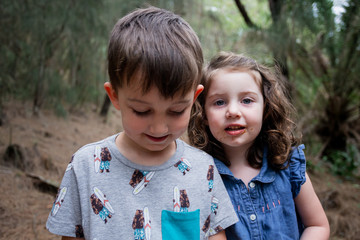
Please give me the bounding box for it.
[225,125,246,136]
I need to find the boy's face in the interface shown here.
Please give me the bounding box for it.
[105,81,203,156]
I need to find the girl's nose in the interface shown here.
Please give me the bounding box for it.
[226,103,241,119]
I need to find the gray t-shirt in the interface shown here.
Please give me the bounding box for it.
[46,133,238,239]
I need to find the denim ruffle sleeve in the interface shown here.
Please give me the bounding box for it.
[289,144,306,198]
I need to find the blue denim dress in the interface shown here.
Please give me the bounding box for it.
[214,145,306,240]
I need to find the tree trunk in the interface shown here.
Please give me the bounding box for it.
[268,0,289,80]
[100,95,111,117]
[33,46,45,116]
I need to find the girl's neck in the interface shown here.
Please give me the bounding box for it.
[223,144,248,165]
[224,144,260,187]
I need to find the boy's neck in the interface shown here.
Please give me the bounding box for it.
[115,132,177,166]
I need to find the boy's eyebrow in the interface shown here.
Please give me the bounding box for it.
[127,98,192,105]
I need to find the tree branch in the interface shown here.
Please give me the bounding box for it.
[233,0,257,28]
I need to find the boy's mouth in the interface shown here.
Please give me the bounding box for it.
[146,134,169,142]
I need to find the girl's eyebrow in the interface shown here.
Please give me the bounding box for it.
[208,90,259,96]
[206,93,223,98]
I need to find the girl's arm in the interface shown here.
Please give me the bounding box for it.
[295,172,330,240]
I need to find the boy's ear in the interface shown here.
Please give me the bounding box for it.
[193,84,204,103]
[104,82,121,110]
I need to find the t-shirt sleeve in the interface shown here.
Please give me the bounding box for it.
[289,144,307,198]
[208,160,239,236]
[46,156,83,238]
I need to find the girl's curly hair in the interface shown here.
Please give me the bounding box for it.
[188,52,300,170]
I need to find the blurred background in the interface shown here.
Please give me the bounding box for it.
[0,0,359,239]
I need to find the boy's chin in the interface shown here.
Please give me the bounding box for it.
[143,141,174,152]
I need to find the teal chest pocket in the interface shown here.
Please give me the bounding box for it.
[161,209,200,240]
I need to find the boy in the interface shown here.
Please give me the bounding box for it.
[46,7,238,239]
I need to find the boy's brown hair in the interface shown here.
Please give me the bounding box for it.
[188,52,300,170]
[108,7,203,98]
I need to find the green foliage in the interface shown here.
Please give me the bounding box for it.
[0,0,209,112]
[197,0,271,60]
[0,0,110,113]
[323,143,360,179]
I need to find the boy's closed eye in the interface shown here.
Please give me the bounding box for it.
[168,109,186,116]
[132,108,187,117]
[132,109,151,116]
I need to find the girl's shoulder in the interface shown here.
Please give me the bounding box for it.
[288,144,306,198]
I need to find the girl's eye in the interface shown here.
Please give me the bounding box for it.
[215,100,225,106]
[132,109,151,116]
[242,98,253,104]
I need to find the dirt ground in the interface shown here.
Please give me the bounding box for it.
[0,100,359,240]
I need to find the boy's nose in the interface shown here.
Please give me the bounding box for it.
[149,120,168,135]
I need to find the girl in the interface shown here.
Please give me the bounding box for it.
[189,52,330,239]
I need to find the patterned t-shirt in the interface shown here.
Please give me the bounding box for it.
[46,133,238,239]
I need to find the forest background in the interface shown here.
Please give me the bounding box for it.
[0,0,359,239]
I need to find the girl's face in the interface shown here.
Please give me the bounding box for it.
[204,69,264,151]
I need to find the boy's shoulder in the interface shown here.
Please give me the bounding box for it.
[180,139,213,161]
[72,134,117,159]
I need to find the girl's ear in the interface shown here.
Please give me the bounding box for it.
[104,82,121,110]
[193,84,204,102]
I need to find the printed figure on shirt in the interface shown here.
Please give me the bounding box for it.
[129,170,155,195]
[100,147,112,173]
[179,189,190,212]
[203,215,224,237]
[132,207,151,240]
[90,187,114,223]
[132,209,145,240]
[207,165,214,192]
[75,225,84,238]
[66,155,74,172]
[93,146,112,173]
[51,187,67,216]
[174,158,192,175]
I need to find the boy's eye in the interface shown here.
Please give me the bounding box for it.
[215,100,225,106]
[132,109,151,116]
[169,109,185,116]
[242,98,253,104]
